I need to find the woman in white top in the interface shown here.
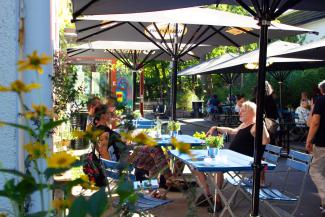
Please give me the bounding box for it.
[295,99,310,126]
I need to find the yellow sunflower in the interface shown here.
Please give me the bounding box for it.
[52,198,73,211]
[0,80,41,93]
[71,130,86,139]
[47,151,77,169]
[24,143,48,160]
[133,132,157,147]
[32,103,53,117]
[79,174,99,191]
[17,51,51,74]
[171,137,191,155]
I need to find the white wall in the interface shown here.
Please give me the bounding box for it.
[23,0,53,213]
[300,18,325,43]
[0,0,19,212]
[0,0,54,213]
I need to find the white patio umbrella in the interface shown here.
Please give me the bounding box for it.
[68,40,212,113]
[277,38,325,60]
[70,1,324,215]
[73,7,314,121]
[71,0,325,17]
[178,40,324,113]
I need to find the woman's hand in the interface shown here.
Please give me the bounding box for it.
[206,126,217,137]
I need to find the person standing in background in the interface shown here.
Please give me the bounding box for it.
[306,80,325,216]
[86,96,101,128]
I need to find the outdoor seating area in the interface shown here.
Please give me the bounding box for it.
[1,1,325,217]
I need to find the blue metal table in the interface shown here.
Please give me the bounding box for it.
[169,149,276,216]
[169,149,275,172]
[133,118,156,129]
[156,134,205,147]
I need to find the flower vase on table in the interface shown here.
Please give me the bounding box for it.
[167,120,181,138]
[205,135,224,158]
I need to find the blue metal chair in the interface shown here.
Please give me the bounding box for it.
[243,150,312,217]
[225,144,282,187]
[100,158,170,212]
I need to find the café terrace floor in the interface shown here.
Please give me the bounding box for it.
[66,111,320,217]
[135,111,320,217]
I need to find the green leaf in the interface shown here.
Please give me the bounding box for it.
[39,119,66,138]
[44,160,82,179]
[0,168,30,179]
[25,211,48,217]
[116,179,134,203]
[44,168,70,180]
[68,196,88,217]
[0,121,36,137]
[87,188,108,217]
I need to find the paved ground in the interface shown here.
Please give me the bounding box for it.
[143,111,322,217]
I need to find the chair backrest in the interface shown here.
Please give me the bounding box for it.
[157,105,166,113]
[286,150,312,173]
[101,158,135,181]
[134,119,156,129]
[263,144,282,164]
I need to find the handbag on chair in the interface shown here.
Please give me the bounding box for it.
[83,146,108,187]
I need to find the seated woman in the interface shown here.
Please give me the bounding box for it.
[295,99,310,127]
[195,101,270,211]
[92,104,174,198]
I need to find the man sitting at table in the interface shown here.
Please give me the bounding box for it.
[195,101,270,212]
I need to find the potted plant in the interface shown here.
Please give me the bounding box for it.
[167,120,181,137]
[205,135,224,158]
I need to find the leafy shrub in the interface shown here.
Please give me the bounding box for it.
[176,89,199,111]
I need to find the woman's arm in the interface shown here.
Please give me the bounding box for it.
[206,124,242,136]
[250,123,270,145]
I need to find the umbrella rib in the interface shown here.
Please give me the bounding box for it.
[72,0,99,21]
[69,49,90,57]
[130,22,170,55]
[272,0,302,19]
[110,49,133,69]
[178,25,204,55]
[180,26,221,58]
[250,0,262,18]
[137,50,165,69]
[269,0,282,15]
[236,0,257,17]
[136,50,154,69]
[119,50,134,69]
[133,51,138,68]
[210,26,241,47]
[167,23,176,54]
[152,22,174,55]
[67,48,81,54]
[77,22,126,42]
[77,21,117,33]
[177,24,187,52]
[174,23,179,56]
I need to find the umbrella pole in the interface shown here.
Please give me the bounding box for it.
[171,57,178,121]
[251,17,269,217]
[140,69,144,117]
[132,70,137,111]
[279,81,283,116]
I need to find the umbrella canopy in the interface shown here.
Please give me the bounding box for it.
[72,0,325,17]
[75,7,314,50]
[178,41,325,76]
[73,7,314,121]
[71,1,322,216]
[177,53,238,76]
[67,41,213,65]
[277,38,325,60]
